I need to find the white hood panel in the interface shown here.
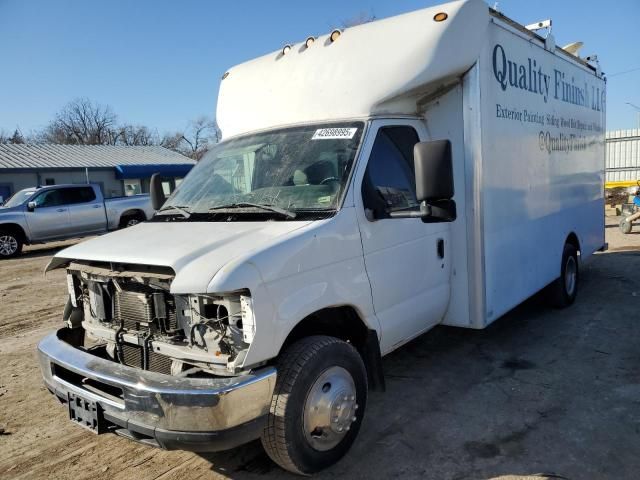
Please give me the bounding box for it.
[52,221,311,292]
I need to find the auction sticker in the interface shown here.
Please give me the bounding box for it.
[312,128,358,140]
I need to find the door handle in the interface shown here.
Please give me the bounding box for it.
[437,238,445,259]
[92,205,101,208]
[56,208,66,212]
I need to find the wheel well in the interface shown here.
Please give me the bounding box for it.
[0,223,26,243]
[120,209,146,222]
[282,307,367,352]
[281,307,385,391]
[565,232,581,253]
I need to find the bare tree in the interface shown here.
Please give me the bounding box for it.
[6,98,219,157]
[178,117,220,160]
[160,131,184,151]
[341,10,376,28]
[160,117,220,160]
[43,98,117,145]
[0,128,26,144]
[114,124,159,146]
[8,128,25,144]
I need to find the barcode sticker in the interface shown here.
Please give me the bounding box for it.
[312,128,358,140]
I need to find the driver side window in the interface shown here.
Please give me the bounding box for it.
[362,126,420,218]
[33,189,65,208]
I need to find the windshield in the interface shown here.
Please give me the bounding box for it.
[161,122,364,218]
[2,189,35,208]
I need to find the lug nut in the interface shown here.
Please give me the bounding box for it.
[337,427,343,432]
[354,404,359,410]
[352,416,357,422]
[346,426,350,431]
[350,396,355,401]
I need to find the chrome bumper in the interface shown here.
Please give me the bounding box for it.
[37,328,276,451]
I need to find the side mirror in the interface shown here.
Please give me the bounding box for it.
[150,173,166,210]
[389,140,456,221]
[415,140,456,222]
[27,201,37,212]
[414,140,453,202]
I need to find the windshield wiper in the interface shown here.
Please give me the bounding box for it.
[208,202,296,219]
[156,205,191,218]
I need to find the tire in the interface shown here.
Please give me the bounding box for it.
[548,243,579,308]
[620,219,632,234]
[261,336,368,475]
[119,212,145,229]
[0,229,23,259]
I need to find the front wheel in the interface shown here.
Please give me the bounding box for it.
[0,230,23,258]
[261,336,368,475]
[547,243,579,308]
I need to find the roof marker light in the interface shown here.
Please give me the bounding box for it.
[305,36,316,48]
[433,12,448,22]
[282,44,292,55]
[221,72,229,80]
[330,29,342,43]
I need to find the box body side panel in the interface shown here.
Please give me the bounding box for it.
[478,21,606,324]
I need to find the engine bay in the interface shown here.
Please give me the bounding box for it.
[65,261,255,376]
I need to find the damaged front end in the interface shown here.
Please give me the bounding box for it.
[37,260,275,451]
[64,260,257,376]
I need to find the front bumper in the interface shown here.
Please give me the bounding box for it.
[37,328,276,452]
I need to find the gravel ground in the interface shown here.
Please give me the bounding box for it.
[0,218,639,480]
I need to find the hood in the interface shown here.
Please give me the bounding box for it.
[0,205,22,213]
[48,220,312,292]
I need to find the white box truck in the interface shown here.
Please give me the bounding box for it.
[38,0,605,474]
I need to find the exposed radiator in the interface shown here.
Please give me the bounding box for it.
[114,283,177,332]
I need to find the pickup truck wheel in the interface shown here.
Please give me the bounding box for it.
[547,243,578,308]
[0,231,22,258]
[261,336,367,475]
[119,212,145,229]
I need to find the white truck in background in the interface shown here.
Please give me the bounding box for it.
[37,0,605,474]
[0,184,154,258]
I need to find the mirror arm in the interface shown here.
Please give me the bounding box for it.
[388,202,431,219]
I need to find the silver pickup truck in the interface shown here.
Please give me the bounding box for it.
[0,184,155,258]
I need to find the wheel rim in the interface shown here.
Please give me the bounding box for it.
[0,235,18,256]
[303,366,358,451]
[565,255,577,296]
[126,218,140,227]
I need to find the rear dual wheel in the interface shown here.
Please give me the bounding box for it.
[548,243,579,308]
[261,336,368,475]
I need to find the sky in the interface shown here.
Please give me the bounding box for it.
[0,0,638,136]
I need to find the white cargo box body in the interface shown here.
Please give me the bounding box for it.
[217,0,606,330]
[447,12,605,328]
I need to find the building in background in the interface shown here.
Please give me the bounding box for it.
[606,129,640,188]
[0,144,195,202]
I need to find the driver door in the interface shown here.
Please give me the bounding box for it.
[25,189,71,240]
[355,120,451,354]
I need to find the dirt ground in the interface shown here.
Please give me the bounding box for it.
[1,218,639,480]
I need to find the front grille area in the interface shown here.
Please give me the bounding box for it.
[116,290,153,330]
[120,343,173,375]
[114,283,177,332]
